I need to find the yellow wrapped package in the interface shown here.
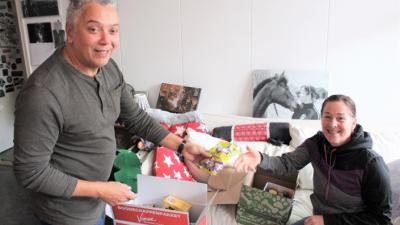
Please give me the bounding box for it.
[199,140,241,175]
[163,195,192,212]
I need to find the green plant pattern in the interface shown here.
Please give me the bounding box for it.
[236,185,293,225]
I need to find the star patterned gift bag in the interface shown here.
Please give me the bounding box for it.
[167,122,208,138]
[153,146,194,181]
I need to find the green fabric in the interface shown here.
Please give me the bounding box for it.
[113,149,141,192]
[236,185,293,225]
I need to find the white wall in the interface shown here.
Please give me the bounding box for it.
[117,0,400,124]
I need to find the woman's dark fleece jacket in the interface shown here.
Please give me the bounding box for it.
[259,125,392,225]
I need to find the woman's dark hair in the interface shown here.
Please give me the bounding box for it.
[320,94,356,117]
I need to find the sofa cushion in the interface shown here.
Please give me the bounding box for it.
[368,130,400,164]
[289,124,319,148]
[388,159,400,220]
[147,108,205,124]
[234,141,293,157]
[186,128,222,150]
[212,122,290,144]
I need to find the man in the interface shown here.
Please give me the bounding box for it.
[13,1,209,225]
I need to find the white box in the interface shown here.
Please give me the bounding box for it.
[110,175,209,225]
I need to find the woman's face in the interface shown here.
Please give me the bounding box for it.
[297,86,313,104]
[321,101,356,147]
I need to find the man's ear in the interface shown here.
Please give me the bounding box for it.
[65,24,74,44]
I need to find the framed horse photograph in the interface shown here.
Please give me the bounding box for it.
[252,70,329,120]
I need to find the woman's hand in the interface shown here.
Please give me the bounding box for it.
[234,146,261,173]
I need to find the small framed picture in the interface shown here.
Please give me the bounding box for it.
[21,0,59,18]
[27,22,53,43]
[156,83,202,113]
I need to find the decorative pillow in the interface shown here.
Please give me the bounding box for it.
[136,149,154,176]
[233,123,268,141]
[368,130,400,164]
[269,122,291,145]
[234,141,294,156]
[153,146,194,181]
[212,122,290,144]
[212,126,232,141]
[289,124,319,148]
[297,163,314,190]
[186,128,222,150]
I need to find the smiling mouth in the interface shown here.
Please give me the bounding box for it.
[94,49,111,57]
[95,49,109,53]
[326,129,341,136]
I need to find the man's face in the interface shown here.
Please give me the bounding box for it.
[66,3,119,75]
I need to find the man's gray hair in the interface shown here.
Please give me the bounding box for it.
[66,0,117,27]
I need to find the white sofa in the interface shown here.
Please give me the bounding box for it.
[200,113,400,225]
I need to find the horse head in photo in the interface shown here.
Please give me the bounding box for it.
[253,72,298,118]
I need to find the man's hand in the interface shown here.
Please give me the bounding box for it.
[72,180,136,206]
[96,181,136,206]
[182,141,211,163]
[234,146,261,172]
[305,215,324,225]
[159,133,211,163]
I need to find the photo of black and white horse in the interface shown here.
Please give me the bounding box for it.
[252,70,329,120]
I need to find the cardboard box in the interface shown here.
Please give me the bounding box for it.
[235,169,298,225]
[252,168,298,190]
[207,167,254,204]
[111,175,208,225]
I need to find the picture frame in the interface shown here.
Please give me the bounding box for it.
[253,70,328,120]
[21,0,59,18]
[156,83,202,113]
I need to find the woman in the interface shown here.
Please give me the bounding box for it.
[235,94,392,225]
[292,85,319,120]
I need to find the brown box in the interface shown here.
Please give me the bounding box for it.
[252,168,298,190]
[207,168,254,205]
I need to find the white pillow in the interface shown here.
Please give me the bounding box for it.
[289,124,319,148]
[147,108,205,125]
[298,163,314,190]
[368,130,400,164]
[288,124,319,190]
[186,128,221,150]
[137,150,154,176]
[233,141,294,156]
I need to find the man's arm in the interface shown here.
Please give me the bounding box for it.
[14,84,77,197]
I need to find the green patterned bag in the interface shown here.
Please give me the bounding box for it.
[236,185,293,225]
